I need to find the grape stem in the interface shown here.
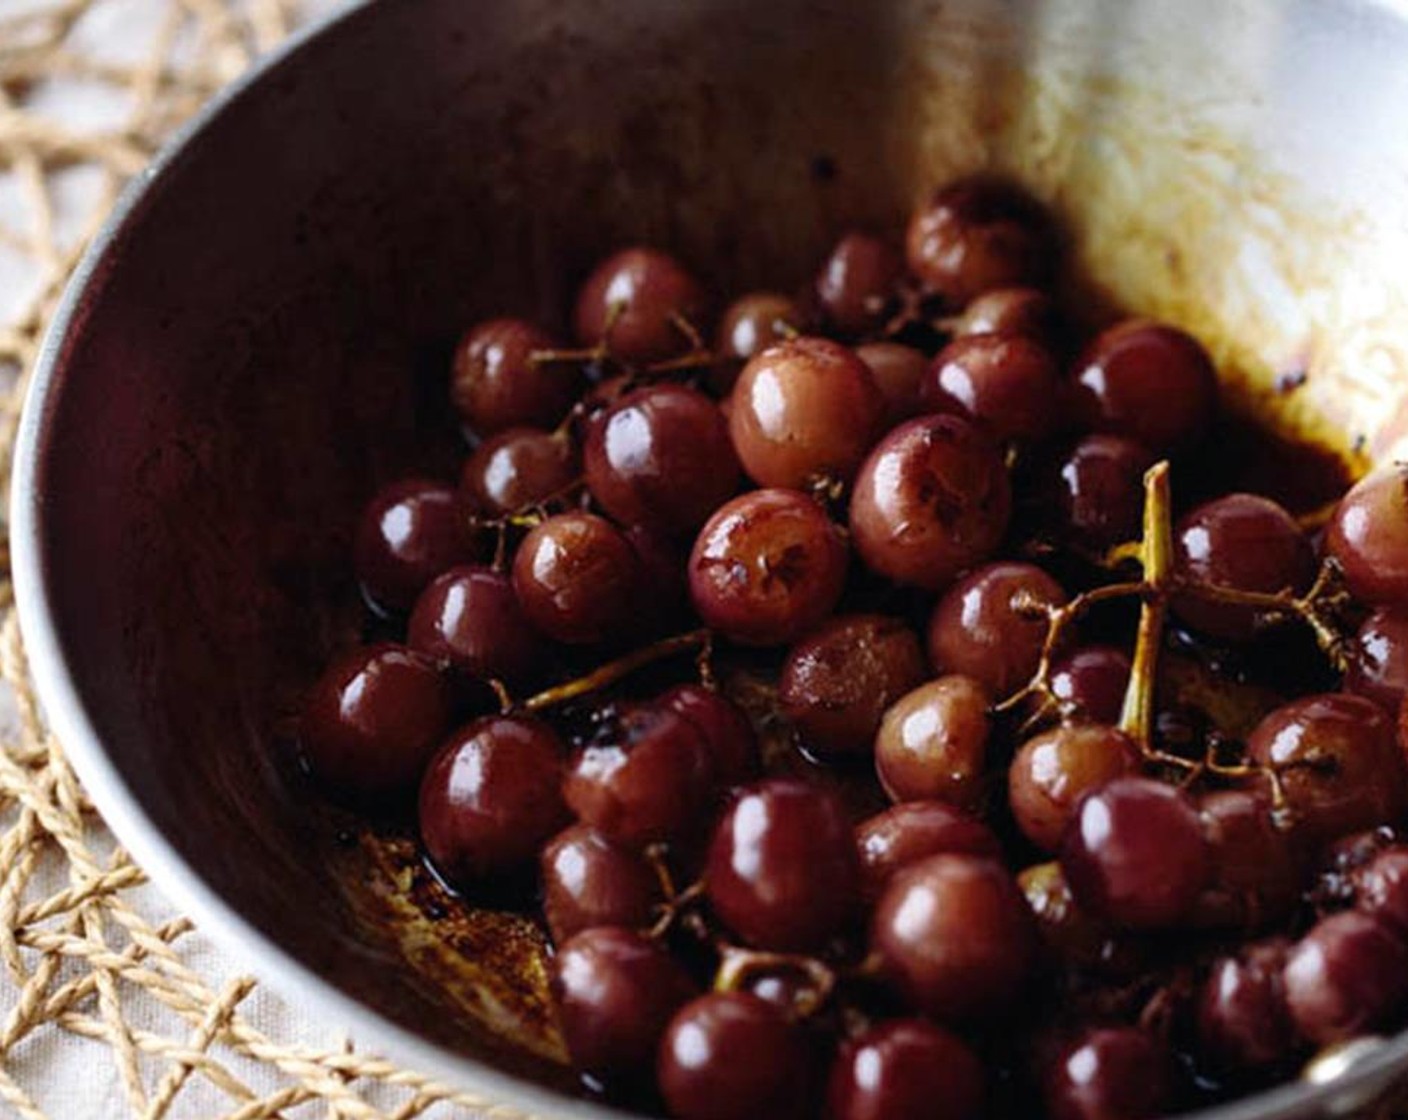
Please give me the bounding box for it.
[1169,559,1350,671]
[1118,462,1173,750]
[519,629,712,712]
[994,580,1146,717]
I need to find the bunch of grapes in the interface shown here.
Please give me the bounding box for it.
[297,175,1408,1120]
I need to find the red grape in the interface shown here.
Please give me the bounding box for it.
[1283,910,1408,1045]
[584,382,740,535]
[512,511,639,644]
[1172,493,1313,642]
[704,778,859,951]
[875,676,991,809]
[952,286,1059,344]
[1047,647,1131,726]
[1061,777,1210,928]
[779,613,927,760]
[849,415,1011,591]
[1069,320,1218,455]
[1018,861,1133,975]
[460,427,578,516]
[1346,607,1408,713]
[407,565,545,685]
[814,231,903,335]
[553,926,696,1081]
[1193,788,1301,929]
[1326,465,1408,607]
[1042,1027,1174,1120]
[921,332,1062,443]
[563,702,715,849]
[1197,939,1298,1072]
[927,561,1068,698]
[299,643,450,800]
[573,247,708,365]
[870,853,1036,1019]
[826,1019,984,1120]
[660,684,759,788]
[1246,692,1407,846]
[540,824,660,943]
[1043,434,1155,552]
[855,341,928,426]
[1009,725,1142,853]
[689,489,848,646]
[716,291,804,363]
[905,178,1057,306]
[354,479,482,613]
[856,801,1001,901]
[658,993,814,1120]
[729,336,884,489]
[1351,844,1408,936]
[450,318,581,435]
[418,715,566,883]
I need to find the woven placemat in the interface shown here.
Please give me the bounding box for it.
[0,3,1403,1119]
[0,3,536,1117]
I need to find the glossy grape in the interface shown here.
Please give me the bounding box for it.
[927,561,1068,698]
[855,341,928,426]
[573,247,709,365]
[1283,910,1408,1045]
[952,286,1059,344]
[563,703,715,849]
[1351,844,1408,936]
[849,414,1012,591]
[1346,607,1408,713]
[1018,861,1132,974]
[921,332,1062,443]
[450,318,581,435]
[540,824,660,943]
[856,801,1001,902]
[1172,493,1314,642]
[585,383,740,535]
[299,643,451,800]
[1193,789,1301,930]
[870,853,1036,1019]
[689,489,848,646]
[704,778,859,951]
[1246,692,1407,846]
[354,479,482,613]
[407,565,544,685]
[779,613,927,760]
[825,1019,984,1120]
[1047,647,1131,726]
[1044,435,1156,552]
[660,684,759,788]
[1061,777,1210,928]
[1197,940,1298,1072]
[553,926,696,1081]
[874,676,991,809]
[1042,1028,1174,1120]
[729,336,884,489]
[814,231,903,335]
[1326,465,1408,607]
[658,993,814,1120]
[512,511,639,644]
[418,715,567,883]
[905,177,1057,306]
[460,427,579,516]
[1009,725,1142,853]
[716,291,804,363]
[1069,319,1218,454]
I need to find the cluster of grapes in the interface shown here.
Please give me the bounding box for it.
[296,175,1408,1120]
